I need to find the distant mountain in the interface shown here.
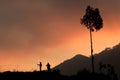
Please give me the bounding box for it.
[54,54,90,76]
[54,43,120,78]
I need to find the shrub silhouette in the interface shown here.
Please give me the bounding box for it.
[99,62,118,80]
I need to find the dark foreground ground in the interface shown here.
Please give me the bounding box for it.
[0,70,118,80]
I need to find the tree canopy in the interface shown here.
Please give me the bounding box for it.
[81,6,103,32]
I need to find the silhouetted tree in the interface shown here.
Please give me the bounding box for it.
[81,5,103,73]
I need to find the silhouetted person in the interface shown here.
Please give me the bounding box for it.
[46,62,51,72]
[37,62,42,72]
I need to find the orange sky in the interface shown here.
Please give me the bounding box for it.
[0,0,120,71]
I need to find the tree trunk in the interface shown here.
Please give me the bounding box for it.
[90,28,95,73]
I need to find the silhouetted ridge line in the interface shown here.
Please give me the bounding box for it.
[54,43,120,80]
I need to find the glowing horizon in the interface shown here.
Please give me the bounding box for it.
[0,0,120,72]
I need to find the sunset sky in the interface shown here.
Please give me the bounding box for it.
[0,0,120,72]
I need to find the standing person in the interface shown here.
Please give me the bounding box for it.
[46,62,51,72]
[37,62,42,72]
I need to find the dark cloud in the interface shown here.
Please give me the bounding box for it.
[0,0,120,50]
[0,0,81,50]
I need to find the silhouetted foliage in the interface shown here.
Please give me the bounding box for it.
[70,69,113,80]
[99,62,118,80]
[0,69,117,80]
[53,69,60,74]
[81,5,103,31]
[81,5,103,73]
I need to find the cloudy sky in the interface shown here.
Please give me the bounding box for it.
[0,0,120,71]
